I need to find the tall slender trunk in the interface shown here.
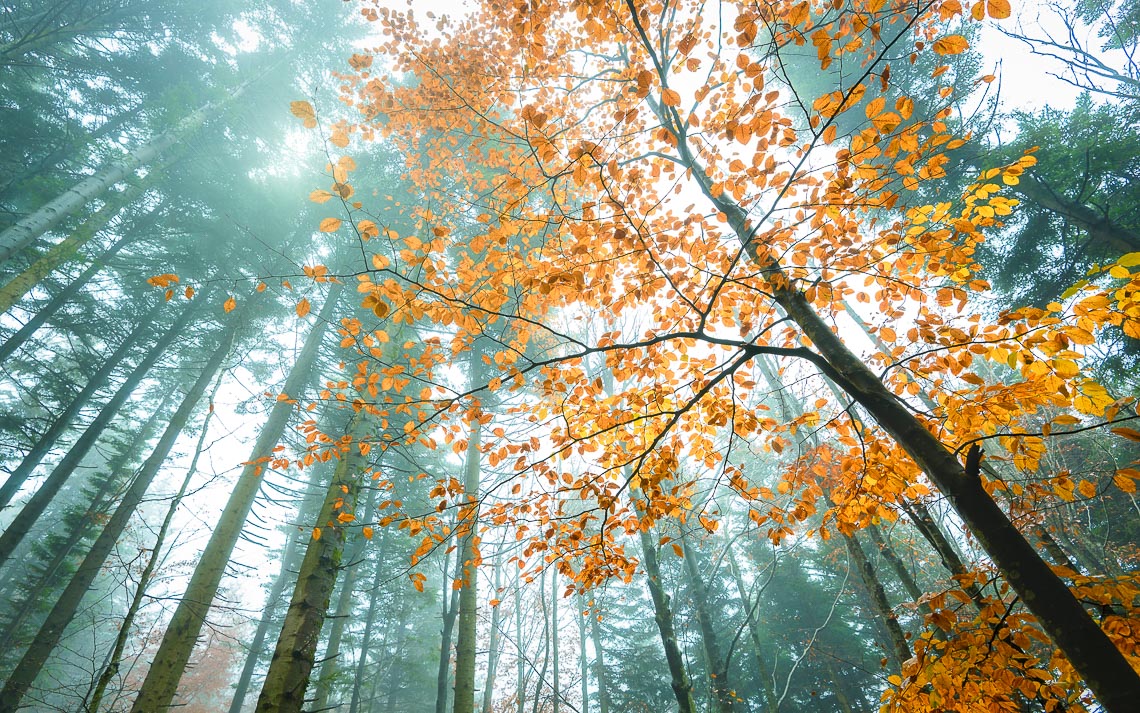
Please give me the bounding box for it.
[1013,174,1140,254]
[638,527,696,713]
[481,555,503,713]
[0,224,138,364]
[663,80,1140,708]
[0,62,279,266]
[227,478,328,713]
[515,565,525,713]
[576,593,589,713]
[253,415,367,713]
[84,369,224,712]
[585,596,611,713]
[551,568,560,713]
[313,485,380,711]
[681,540,736,713]
[0,182,148,314]
[0,299,163,511]
[532,568,549,713]
[348,527,389,713]
[436,546,462,713]
[844,531,911,672]
[452,418,483,713]
[0,322,235,712]
[726,551,778,713]
[131,284,340,712]
[0,299,196,565]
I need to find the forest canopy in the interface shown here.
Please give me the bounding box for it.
[1,1,1140,712]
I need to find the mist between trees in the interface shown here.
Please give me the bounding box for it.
[2,0,1140,712]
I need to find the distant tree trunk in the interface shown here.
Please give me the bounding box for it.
[1014,173,1140,254]
[585,596,611,713]
[0,322,235,712]
[436,546,462,713]
[0,299,163,511]
[576,593,589,713]
[516,565,525,713]
[313,485,380,711]
[638,527,696,713]
[452,419,483,713]
[0,222,140,364]
[0,63,276,266]
[865,524,924,604]
[85,369,223,711]
[131,284,340,713]
[681,540,736,713]
[0,299,196,566]
[726,550,777,713]
[348,527,389,713]
[844,531,911,672]
[227,478,328,713]
[254,415,366,713]
[532,567,550,713]
[481,555,503,713]
[0,182,151,314]
[551,568,560,713]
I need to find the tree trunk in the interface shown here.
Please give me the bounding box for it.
[0,223,138,364]
[85,369,223,711]
[576,593,589,713]
[844,531,911,672]
[253,415,366,713]
[585,596,611,713]
[436,546,462,713]
[0,62,276,266]
[726,551,778,713]
[638,527,696,713]
[452,419,483,713]
[481,555,503,713]
[227,478,328,713]
[0,322,235,712]
[131,283,340,712]
[0,182,148,314]
[515,565,525,713]
[0,299,164,511]
[681,540,736,713]
[313,485,379,711]
[348,527,389,713]
[0,299,196,566]
[1014,173,1140,254]
[532,568,549,713]
[551,567,560,713]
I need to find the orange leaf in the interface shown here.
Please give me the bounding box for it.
[661,88,682,107]
[671,543,684,557]
[1077,480,1097,499]
[296,298,311,318]
[1111,427,1140,442]
[290,100,317,129]
[987,0,1010,19]
[184,286,195,299]
[146,273,179,288]
[363,526,374,540]
[319,217,342,233]
[312,527,322,540]
[933,35,969,55]
[310,189,334,204]
[338,511,355,523]
[223,296,237,314]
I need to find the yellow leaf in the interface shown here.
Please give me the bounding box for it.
[319,217,342,233]
[290,100,317,129]
[490,598,502,607]
[147,273,179,288]
[338,511,355,523]
[223,296,236,313]
[184,286,195,299]
[363,526,374,539]
[164,288,174,302]
[1118,252,1140,267]
[310,189,334,204]
[1111,427,1140,442]
[864,96,885,118]
[296,298,311,318]
[661,88,682,107]
[987,0,1011,19]
[1077,480,1096,499]
[312,527,322,540]
[933,35,969,55]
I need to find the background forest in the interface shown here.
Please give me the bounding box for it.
[1,0,1139,712]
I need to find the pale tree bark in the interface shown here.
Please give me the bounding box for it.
[576,593,589,713]
[452,417,483,713]
[0,298,164,511]
[348,526,389,713]
[0,320,236,712]
[131,283,341,712]
[585,595,611,713]
[84,368,224,712]
[435,545,462,713]
[0,182,152,315]
[515,565,525,713]
[0,222,139,364]
[551,567,560,713]
[227,478,328,713]
[726,551,778,713]
[0,298,197,566]
[253,414,367,713]
[312,484,380,711]
[0,61,278,266]
[844,531,911,672]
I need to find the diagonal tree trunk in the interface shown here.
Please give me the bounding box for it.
[0,298,197,566]
[131,282,341,712]
[726,550,778,713]
[638,525,696,713]
[253,414,367,713]
[680,539,736,713]
[0,318,236,712]
[844,531,911,672]
[0,298,165,511]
